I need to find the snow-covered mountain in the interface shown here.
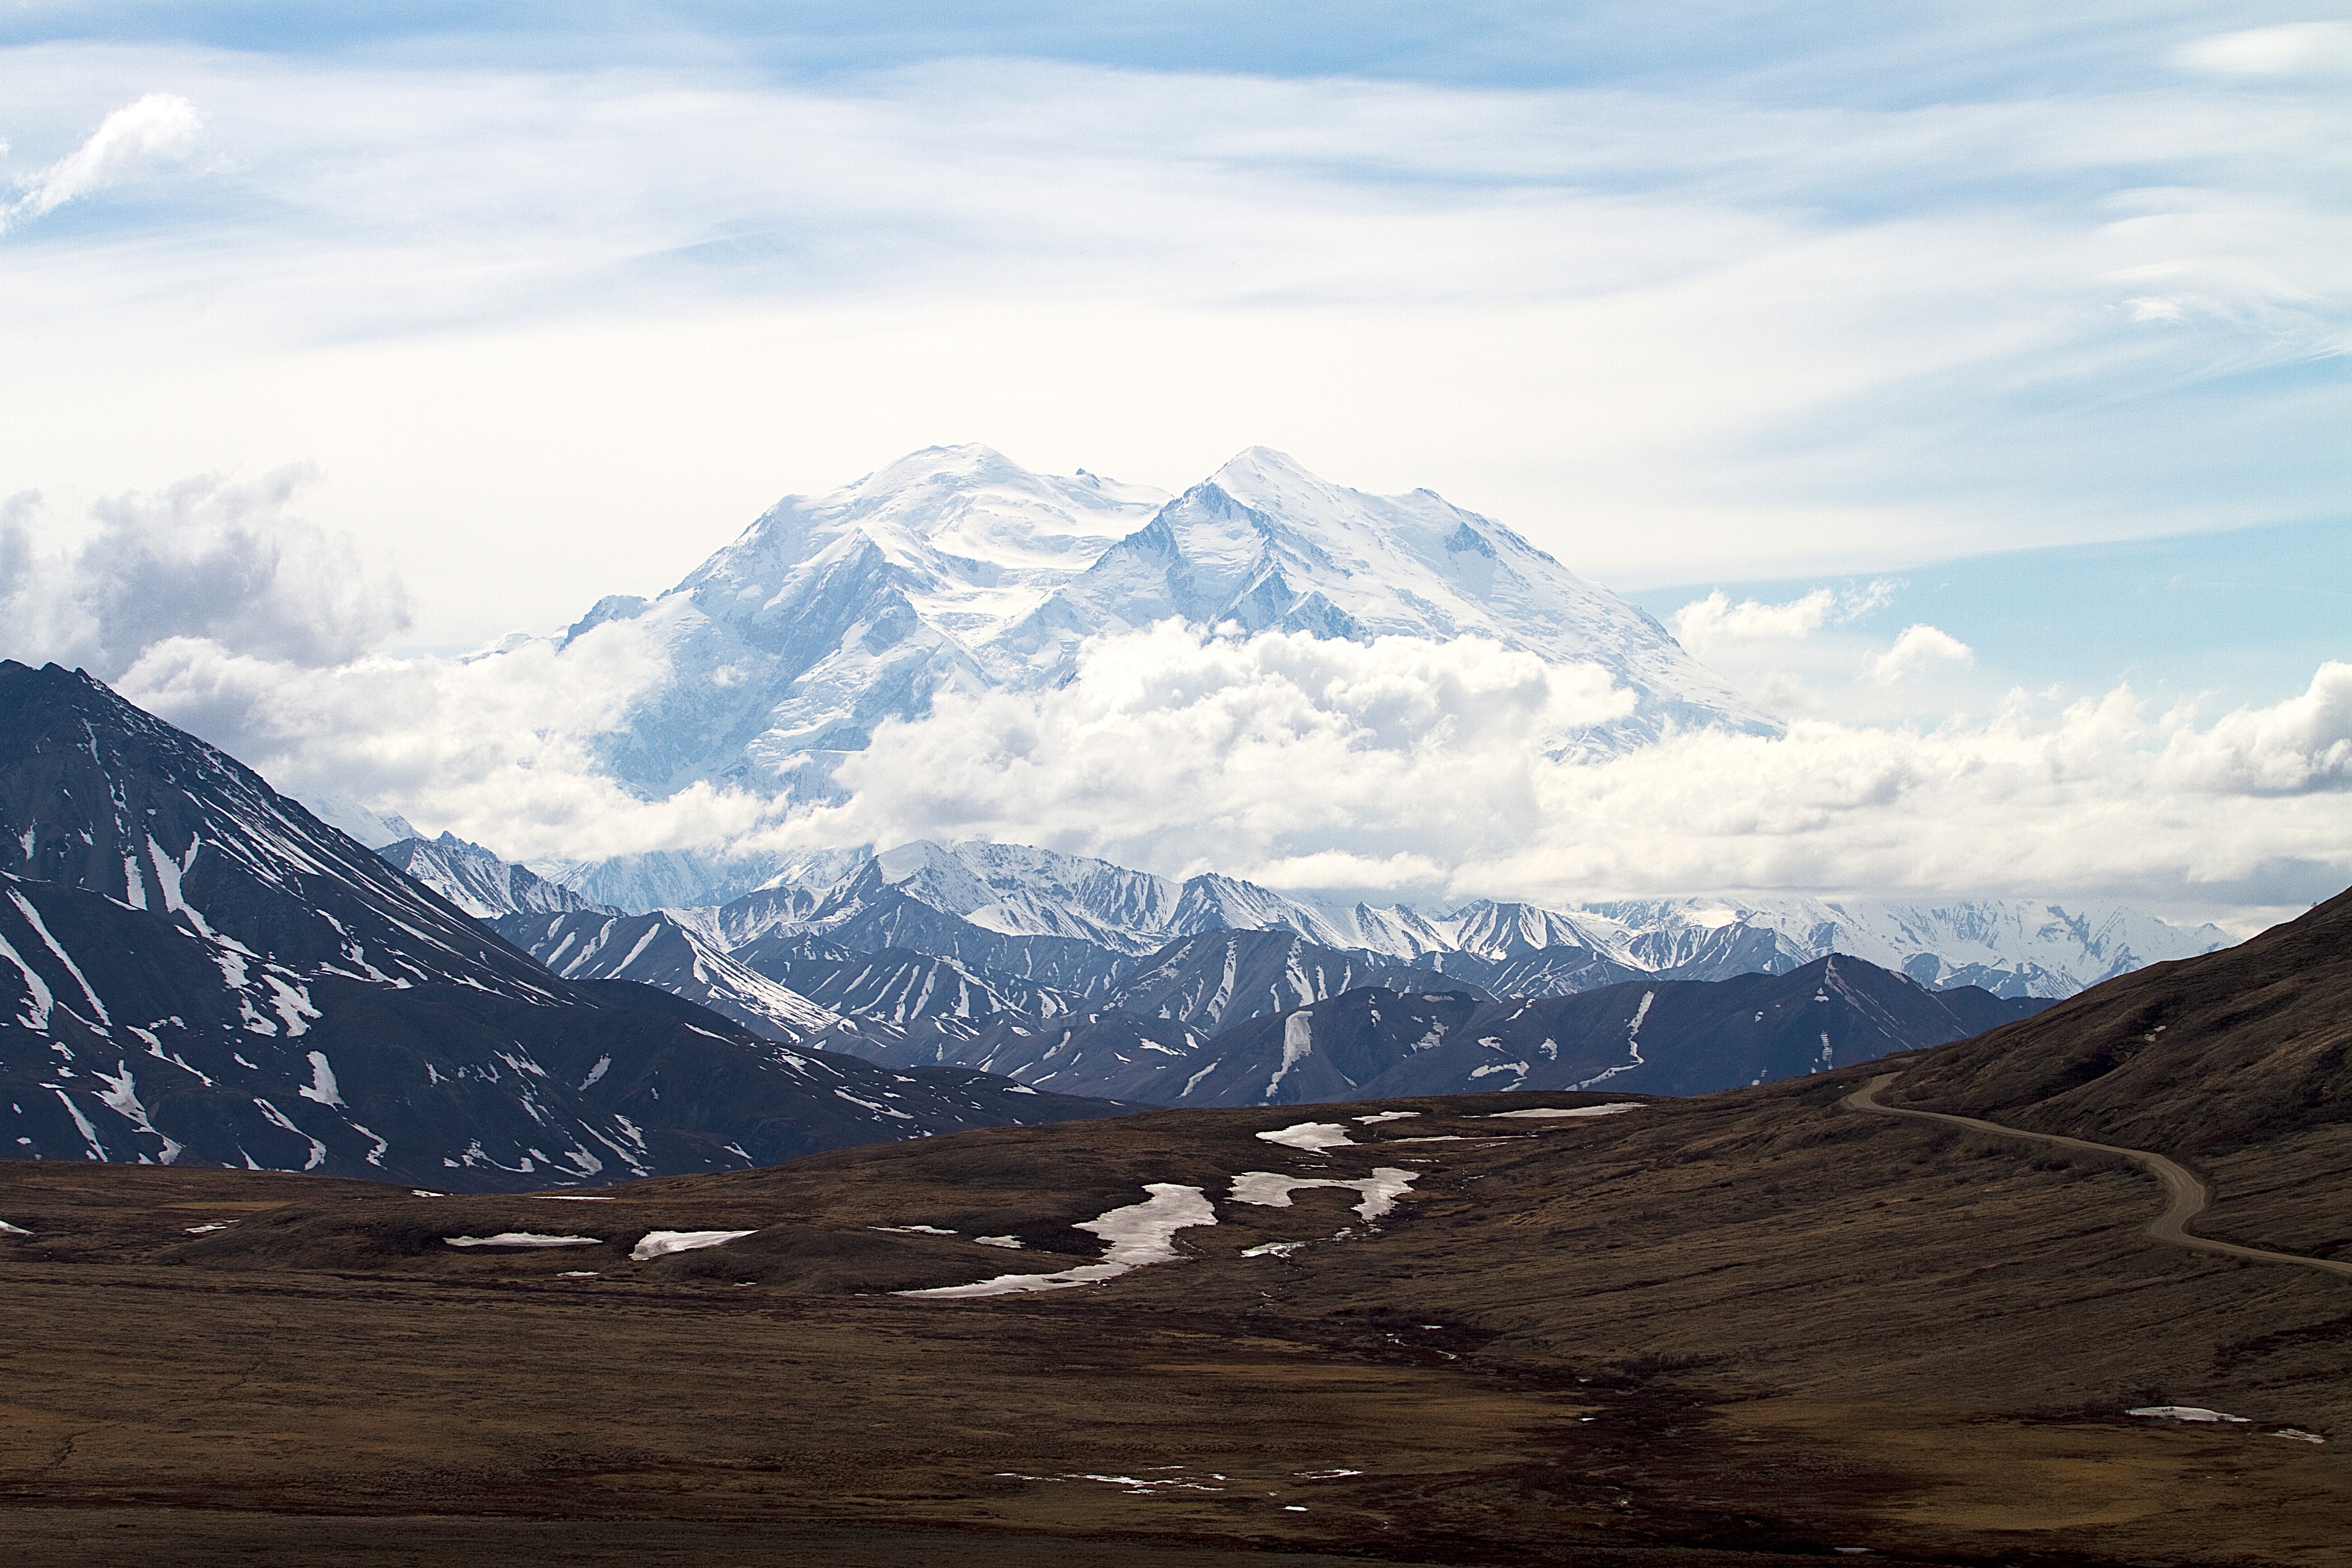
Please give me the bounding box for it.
[727,940,1085,1031]
[529,444,1775,906]
[301,792,420,850]
[998,447,1772,747]
[0,663,1136,1188]
[706,839,2230,1005]
[492,910,840,1042]
[1577,897,2228,995]
[382,833,605,919]
[1101,930,1469,1033]
[559,445,1169,799]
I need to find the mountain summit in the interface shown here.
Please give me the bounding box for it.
[1005,448,1770,742]
[563,444,1168,797]
[551,447,1770,815]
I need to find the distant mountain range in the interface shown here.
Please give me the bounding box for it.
[401,834,2218,1006]
[885,954,2049,1106]
[0,662,2236,1177]
[0,663,1134,1189]
[453,838,2102,1104]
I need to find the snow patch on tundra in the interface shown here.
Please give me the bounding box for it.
[1230,1167,1419,1221]
[899,1183,1214,1298]
[631,1228,756,1261]
[1256,1121,1355,1152]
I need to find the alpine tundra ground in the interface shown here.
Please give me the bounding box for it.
[4,1068,2346,1568]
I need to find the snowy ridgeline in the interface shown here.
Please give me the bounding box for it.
[383,834,2231,1005]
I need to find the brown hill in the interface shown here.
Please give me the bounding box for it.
[4,891,2350,1567]
[1889,886,2352,1262]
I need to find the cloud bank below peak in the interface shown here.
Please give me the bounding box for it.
[85,610,2352,926]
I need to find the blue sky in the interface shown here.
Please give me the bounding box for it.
[1625,513,2352,721]
[1,2,2342,677]
[1,4,2346,917]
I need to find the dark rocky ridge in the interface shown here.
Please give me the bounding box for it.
[0,663,1137,1188]
[1890,884,2352,1157]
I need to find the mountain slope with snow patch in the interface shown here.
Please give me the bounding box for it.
[0,664,1137,1186]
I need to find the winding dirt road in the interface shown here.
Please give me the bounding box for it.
[1844,1072,2352,1281]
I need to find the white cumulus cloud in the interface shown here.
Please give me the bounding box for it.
[86,619,2352,918]
[0,470,409,681]
[1672,589,1834,657]
[686,625,2351,910]
[1868,624,1974,685]
[4,92,201,230]
[1671,579,1901,659]
[2159,661,2352,795]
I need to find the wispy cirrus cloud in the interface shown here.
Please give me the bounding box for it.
[2170,21,2352,78]
[0,10,2344,650]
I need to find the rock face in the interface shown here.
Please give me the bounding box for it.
[889,956,2048,1107]
[492,911,841,1042]
[841,1009,1216,1104]
[0,663,1136,1189]
[1170,955,2052,1106]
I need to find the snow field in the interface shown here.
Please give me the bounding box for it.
[1229,1168,1419,1223]
[630,1229,757,1261]
[1255,1121,1356,1152]
[899,1183,1215,1298]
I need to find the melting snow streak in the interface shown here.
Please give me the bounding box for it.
[899,1183,1215,1298]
